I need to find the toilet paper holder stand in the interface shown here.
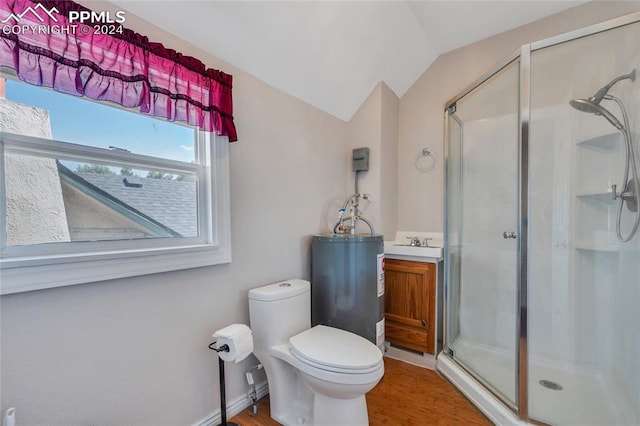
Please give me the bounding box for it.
[208,341,240,426]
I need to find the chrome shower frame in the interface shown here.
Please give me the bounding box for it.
[442,11,640,424]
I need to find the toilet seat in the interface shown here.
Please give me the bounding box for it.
[289,325,383,374]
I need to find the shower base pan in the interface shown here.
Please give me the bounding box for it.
[438,338,638,425]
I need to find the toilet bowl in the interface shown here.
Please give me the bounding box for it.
[248,279,384,426]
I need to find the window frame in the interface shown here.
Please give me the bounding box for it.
[0,127,231,295]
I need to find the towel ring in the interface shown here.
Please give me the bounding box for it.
[415,148,436,173]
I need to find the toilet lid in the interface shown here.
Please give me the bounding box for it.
[289,325,382,372]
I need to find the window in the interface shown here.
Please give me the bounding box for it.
[0,76,231,294]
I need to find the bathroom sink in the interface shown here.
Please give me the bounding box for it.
[384,232,444,259]
[384,242,443,259]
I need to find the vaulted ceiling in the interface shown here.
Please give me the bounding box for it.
[114,1,585,121]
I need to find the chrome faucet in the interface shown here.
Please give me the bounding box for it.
[406,236,420,246]
[406,236,433,247]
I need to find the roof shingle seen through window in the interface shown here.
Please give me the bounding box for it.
[77,172,198,237]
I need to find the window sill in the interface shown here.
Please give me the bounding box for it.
[0,243,231,294]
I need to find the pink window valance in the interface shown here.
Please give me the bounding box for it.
[0,0,238,141]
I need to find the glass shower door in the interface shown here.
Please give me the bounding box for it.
[443,13,640,425]
[445,60,520,407]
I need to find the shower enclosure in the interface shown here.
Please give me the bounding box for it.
[441,13,640,425]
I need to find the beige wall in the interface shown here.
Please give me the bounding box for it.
[380,83,399,240]
[346,84,382,234]
[346,81,399,240]
[0,2,348,425]
[3,1,640,425]
[397,1,640,232]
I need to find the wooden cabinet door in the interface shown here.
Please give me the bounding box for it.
[384,259,435,353]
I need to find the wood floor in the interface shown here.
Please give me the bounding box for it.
[230,357,491,425]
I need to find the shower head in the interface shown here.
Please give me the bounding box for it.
[569,69,636,131]
[569,98,624,130]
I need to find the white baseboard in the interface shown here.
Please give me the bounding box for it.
[192,381,269,426]
[384,346,436,370]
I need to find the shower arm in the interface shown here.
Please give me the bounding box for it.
[592,70,636,104]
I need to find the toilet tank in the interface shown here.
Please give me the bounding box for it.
[248,279,311,350]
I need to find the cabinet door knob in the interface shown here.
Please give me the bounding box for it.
[421,319,427,327]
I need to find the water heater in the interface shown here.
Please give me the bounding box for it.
[311,234,385,350]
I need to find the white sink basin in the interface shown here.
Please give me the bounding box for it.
[384,232,444,259]
[384,242,443,259]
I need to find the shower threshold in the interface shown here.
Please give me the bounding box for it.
[438,338,638,425]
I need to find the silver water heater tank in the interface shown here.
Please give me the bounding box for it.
[311,234,385,350]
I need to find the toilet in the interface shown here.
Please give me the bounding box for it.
[248,279,384,426]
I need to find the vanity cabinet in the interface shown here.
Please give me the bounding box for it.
[384,259,435,354]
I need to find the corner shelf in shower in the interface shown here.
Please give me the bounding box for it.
[576,132,620,151]
[575,241,619,253]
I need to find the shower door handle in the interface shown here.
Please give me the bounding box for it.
[503,231,517,239]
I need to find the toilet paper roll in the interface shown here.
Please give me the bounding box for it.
[213,324,253,363]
